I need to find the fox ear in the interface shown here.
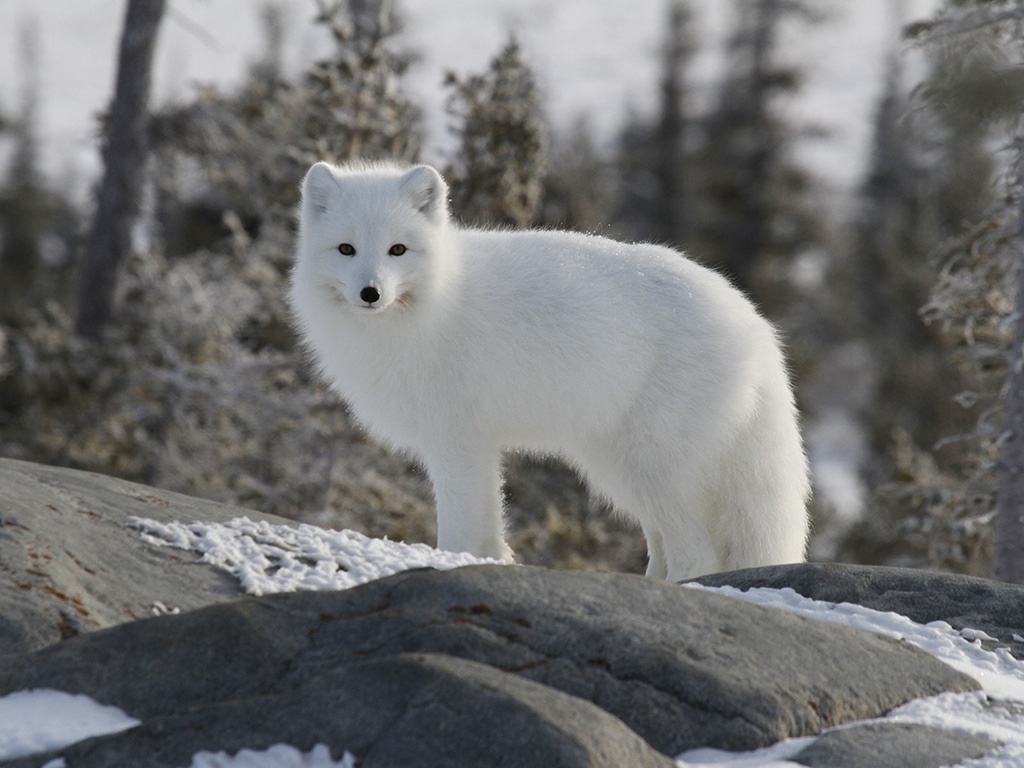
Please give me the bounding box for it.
[401,165,448,224]
[301,162,339,219]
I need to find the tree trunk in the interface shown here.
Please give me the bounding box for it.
[0,20,43,329]
[994,178,1024,583]
[74,0,165,339]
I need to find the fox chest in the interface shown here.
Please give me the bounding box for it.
[321,337,462,448]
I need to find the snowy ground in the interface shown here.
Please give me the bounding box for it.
[129,516,503,596]
[1,517,1023,767]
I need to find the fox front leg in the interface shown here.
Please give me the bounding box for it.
[426,446,514,563]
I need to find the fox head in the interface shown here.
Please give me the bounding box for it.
[292,161,451,316]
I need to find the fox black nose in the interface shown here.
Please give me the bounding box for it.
[360,286,381,305]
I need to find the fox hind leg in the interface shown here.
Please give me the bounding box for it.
[642,525,668,580]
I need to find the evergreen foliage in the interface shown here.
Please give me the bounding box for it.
[151,0,420,231]
[694,0,821,310]
[444,36,547,228]
[616,0,695,246]
[539,117,617,233]
[850,48,987,500]
[909,1,1024,582]
[617,0,822,319]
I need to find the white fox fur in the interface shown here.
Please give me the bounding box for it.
[289,161,810,580]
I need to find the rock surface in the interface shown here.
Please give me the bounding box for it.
[6,653,673,768]
[792,722,1000,768]
[0,460,1015,768]
[0,457,287,654]
[0,563,980,764]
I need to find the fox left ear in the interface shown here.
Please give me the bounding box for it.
[401,165,449,224]
[302,162,339,220]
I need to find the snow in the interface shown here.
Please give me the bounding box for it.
[187,743,355,768]
[888,693,1024,767]
[128,516,501,596]
[676,737,817,768]
[0,689,139,761]
[3,517,1023,767]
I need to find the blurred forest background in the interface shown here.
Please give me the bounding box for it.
[2,0,1024,578]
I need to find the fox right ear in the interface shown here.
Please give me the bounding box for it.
[400,165,448,224]
[302,162,339,219]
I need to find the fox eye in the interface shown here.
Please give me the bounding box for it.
[388,244,407,256]
[337,243,356,256]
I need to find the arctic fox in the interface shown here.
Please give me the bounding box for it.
[289,161,810,580]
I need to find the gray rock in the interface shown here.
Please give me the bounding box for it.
[8,653,673,768]
[695,562,1024,659]
[0,461,1007,767]
[793,722,1001,768]
[0,457,292,654]
[0,564,979,761]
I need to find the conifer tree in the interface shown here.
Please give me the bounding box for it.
[696,0,819,310]
[540,117,616,232]
[653,0,695,246]
[152,0,420,229]
[0,20,45,328]
[910,2,1024,581]
[854,51,981,484]
[833,44,996,572]
[615,0,696,245]
[444,36,547,228]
